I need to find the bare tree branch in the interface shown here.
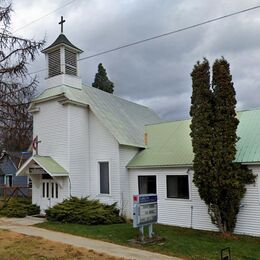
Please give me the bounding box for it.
[0,1,45,151]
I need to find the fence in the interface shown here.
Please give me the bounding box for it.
[0,185,32,200]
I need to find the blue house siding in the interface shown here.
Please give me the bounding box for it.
[0,151,30,197]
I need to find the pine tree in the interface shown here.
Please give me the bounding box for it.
[0,2,45,151]
[92,63,114,93]
[190,57,256,233]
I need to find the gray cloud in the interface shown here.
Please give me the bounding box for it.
[11,0,260,120]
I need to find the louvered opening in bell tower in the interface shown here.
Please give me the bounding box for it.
[42,16,83,89]
[48,49,61,77]
[65,48,77,76]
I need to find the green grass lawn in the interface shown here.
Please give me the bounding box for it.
[36,221,260,259]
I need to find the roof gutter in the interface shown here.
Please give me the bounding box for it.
[127,164,193,169]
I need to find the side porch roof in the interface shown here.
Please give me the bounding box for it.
[16,155,68,177]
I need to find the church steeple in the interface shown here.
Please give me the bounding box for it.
[42,16,83,89]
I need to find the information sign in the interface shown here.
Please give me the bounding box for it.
[133,194,158,228]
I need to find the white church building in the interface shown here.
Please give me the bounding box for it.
[17,29,260,237]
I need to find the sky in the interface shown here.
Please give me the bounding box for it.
[10,0,260,120]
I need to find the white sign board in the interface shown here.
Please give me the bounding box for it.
[133,194,158,228]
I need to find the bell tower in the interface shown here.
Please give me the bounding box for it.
[42,16,83,89]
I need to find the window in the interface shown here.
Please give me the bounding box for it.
[4,175,13,187]
[46,182,49,198]
[42,182,45,197]
[28,177,32,189]
[55,183,59,198]
[167,175,189,199]
[48,49,61,77]
[42,180,59,199]
[51,183,54,198]
[138,176,156,194]
[99,162,109,194]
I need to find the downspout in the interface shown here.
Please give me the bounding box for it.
[191,205,193,228]
[87,107,91,195]
[67,104,72,197]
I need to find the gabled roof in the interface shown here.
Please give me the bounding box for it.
[42,33,83,53]
[0,150,17,176]
[30,85,160,148]
[127,108,260,168]
[16,155,68,177]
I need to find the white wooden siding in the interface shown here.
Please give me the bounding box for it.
[33,101,71,211]
[234,166,260,236]
[68,104,89,197]
[119,145,139,216]
[129,167,260,237]
[89,111,121,205]
[33,101,69,170]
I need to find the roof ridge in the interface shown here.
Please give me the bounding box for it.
[82,84,156,111]
[145,107,260,127]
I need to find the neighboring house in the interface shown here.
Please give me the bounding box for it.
[16,29,260,237]
[0,150,30,196]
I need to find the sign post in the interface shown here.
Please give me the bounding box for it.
[133,194,158,241]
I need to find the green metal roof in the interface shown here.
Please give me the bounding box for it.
[128,109,260,168]
[42,34,83,53]
[16,155,68,177]
[31,85,160,148]
[33,156,68,176]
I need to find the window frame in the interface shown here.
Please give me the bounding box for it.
[42,180,59,199]
[166,174,190,200]
[138,175,157,194]
[98,161,111,195]
[4,175,13,187]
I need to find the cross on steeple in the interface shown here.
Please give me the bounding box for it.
[59,16,65,34]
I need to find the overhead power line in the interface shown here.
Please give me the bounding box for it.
[78,5,260,61]
[14,0,78,33]
[29,4,260,75]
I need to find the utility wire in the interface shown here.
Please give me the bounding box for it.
[29,4,260,75]
[79,5,260,61]
[14,0,78,33]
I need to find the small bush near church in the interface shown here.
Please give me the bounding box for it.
[45,197,125,225]
[0,198,40,218]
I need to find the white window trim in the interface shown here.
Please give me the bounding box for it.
[4,175,13,187]
[138,175,157,194]
[42,179,59,199]
[165,173,191,201]
[97,160,111,196]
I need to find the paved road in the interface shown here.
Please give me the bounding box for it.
[0,217,180,260]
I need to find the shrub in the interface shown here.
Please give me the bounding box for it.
[0,198,40,218]
[45,197,125,225]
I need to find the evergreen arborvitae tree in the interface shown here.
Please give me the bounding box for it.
[190,59,215,205]
[92,63,114,93]
[210,58,255,232]
[190,57,256,233]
